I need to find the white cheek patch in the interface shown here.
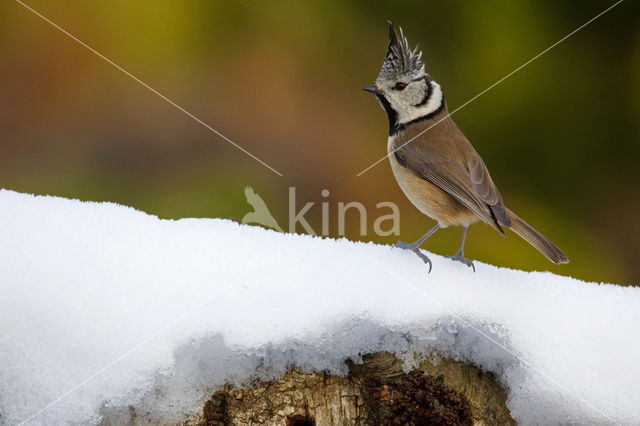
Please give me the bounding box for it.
[396,81,443,125]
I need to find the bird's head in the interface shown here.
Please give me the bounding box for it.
[363,22,443,134]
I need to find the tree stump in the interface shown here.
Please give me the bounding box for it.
[195,352,514,425]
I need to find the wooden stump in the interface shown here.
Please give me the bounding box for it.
[195,352,514,425]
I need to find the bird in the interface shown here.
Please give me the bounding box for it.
[241,186,284,232]
[363,23,568,272]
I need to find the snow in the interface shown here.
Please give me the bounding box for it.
[0,189,638,425]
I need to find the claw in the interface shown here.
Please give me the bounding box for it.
[394,240,432,273]
[415,250,433,273]
[447,254,475,272]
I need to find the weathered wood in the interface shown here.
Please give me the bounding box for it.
[194,352,514,425]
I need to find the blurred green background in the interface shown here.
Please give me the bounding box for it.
[1,1,638,285]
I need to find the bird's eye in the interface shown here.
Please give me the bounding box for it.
[394,82,407,91]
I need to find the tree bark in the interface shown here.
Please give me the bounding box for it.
[195,352,514,426]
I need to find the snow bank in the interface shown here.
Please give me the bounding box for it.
[0,189,638,425]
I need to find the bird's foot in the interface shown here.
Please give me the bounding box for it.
[447,253,475,272]
[394,241,432,273]
[394,240,418,250]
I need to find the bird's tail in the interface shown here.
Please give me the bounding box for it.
[505,208,569,264]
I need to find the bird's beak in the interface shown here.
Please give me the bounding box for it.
[362,85,382,95]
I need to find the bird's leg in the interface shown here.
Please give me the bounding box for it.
[447,226,475,271]
[395,224,440,250]
[394,224,440,272]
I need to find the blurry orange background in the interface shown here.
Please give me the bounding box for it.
[1,1,639,285]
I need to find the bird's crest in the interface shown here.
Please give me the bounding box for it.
[376,22,425,86]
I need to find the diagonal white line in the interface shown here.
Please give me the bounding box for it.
[357,0,624,177]
[355,248,620,425]
[14,0,284,177]
[18,255,278,425]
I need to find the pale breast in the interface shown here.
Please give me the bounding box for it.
[387,137,479,228]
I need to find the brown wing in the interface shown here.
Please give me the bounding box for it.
[393,121,510,232]
[466,153,510,226]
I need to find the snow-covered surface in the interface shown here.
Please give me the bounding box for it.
[0,189,638,425]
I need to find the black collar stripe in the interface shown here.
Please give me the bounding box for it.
[413,78,432,107]
[391,97,445,136]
